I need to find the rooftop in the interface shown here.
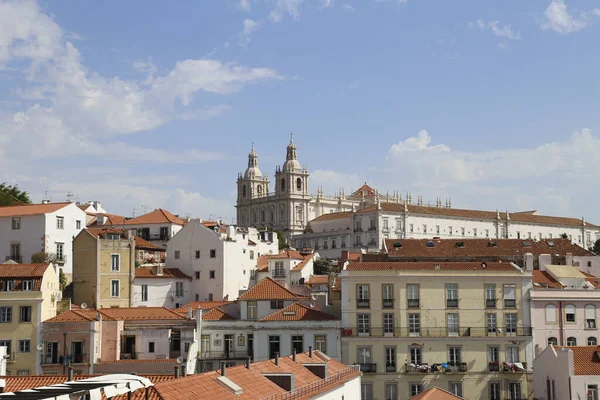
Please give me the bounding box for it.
[238,278,308,301]
[259,302,337,322]
[555,346,600,375]
[134,267,191,280]
[0,263,49,278]
[409,386,465,399]
[0,202,71,217]
[45,307,188,323]
[175,301,235,313]
[345,261,522,272]
[125,209,185,225]
[544,264,587,279]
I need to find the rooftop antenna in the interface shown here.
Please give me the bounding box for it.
[141,204,149,214]
[43,191,51,202]
[132,208,138,218]
[66,191,74,202]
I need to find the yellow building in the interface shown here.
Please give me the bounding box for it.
[0,262,59,375]
[72,228,135,308]
[340,261,533,400]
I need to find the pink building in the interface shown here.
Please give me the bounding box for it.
[531,265,600,352]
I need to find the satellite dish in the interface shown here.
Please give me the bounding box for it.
[311,294,318,301]
[81,303,88,309]
[309,301,316,308]
[37,344,44,351]
[176,356,184,365]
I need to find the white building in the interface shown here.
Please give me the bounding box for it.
[256,249,316,285]
[294,201,600,259]
[0,202,86,276]
[166,220,278,302]
[132,265,193,308]
[534,345,600,400]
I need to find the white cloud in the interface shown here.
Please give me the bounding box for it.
[541,0,586,34]
[593,9,600,17]
[179,104,232,121]
[269,0,305,23]
[132,56,157,75]
[320,0,334,9]
[469,19,520,40]
[341,4,355,12]
[388,130,450,154]
[348,80,360,89]
[239,18,262,46]
[239,0,251,12]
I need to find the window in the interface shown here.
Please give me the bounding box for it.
[506,313,517,334]
[174,251,180,259]
[548,337,558,346]
[461,227,465,236]
[382,284,393,307]
[449,382,462,397]
[4,280,14,291]
[449,226,453,235]
[273,261,285,277]
[19,306,31,323]
[587,305,597,328]
[486,229,490,238]
[589,337,597,345]
[506,346,519,363]
[385,383,397,400]
[447,313,459,336]
[410,384,423,396]
[503,285,516,308]
[473,228,478,237]
[18,340,30,353]
[357,313,370,335]
[341,237,346,248]
[409,346,422,365]
[383,219,389,231]
[195,250,200,259]
[195,294,199,301]
[56,216,64,229]
[56,243,64,261]
[0,307,11,323]
[408,313,420,336]
[296,178,302,190]
[270,300,284,309]
[10,243,20,262]
[487,313,497,334]
[448,346,461,365]
[489,382,501,400]
[485,284,496,308]
[76,220,81,229]
[314,335,327,354]
[446,284,458,308]
[175,282,184,297]
[566,304,576,322]
[357,346,372,365]
[22,280,32,291]
[247,301,257,320]
[488,347,499,371]
[11,218,20,230]
[210,249,216,258]
[249,250,254,259]
[385,347,396,372]
[357,285,369,308]
[370,219,376,230]
[148,341,155,353]
[546,378,556,400]
[361,383,373,400]
[407,284,419,308]
[194,271,200,279]
[0,340,11,357]
[409,224,414,233]
[567,336,577,346]
[508,382,521,400]
[209,270,216,279]
[292,335,303,354]
[268,336,280,359]
[355,221,361,231]
[422,224,427,233]
[111,254,120,271]
[280,178,285,191]
[383,313,394,335]
[110,280,119,297]
[588,385,598,400]
[141,285,148,302]
[546,304,557,323]
[208,293,213,301]
[436,225,440,234]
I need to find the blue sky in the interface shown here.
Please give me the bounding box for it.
[1,0,600,223]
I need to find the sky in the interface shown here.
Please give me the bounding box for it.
[1,0,600,223]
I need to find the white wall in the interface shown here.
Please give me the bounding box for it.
[132,278,191,307]
[533,346,574,400]
[313,374,361,400]
[45,204,87,275]
[125,222,182,241]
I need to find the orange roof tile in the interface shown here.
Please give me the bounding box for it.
[351,184,376,197]
[238,278,307,300]
[256,254,277,272]
[0,263,49,278]
[292,254,314,271]
[125,209,185,225]
[202,308,235,321]
[0,202,72,217]
[409,387,465,399]
[260,302,337,322]
[175,301,234,313]
[310,211,352,222]
[45,307,187,323]
[85,227,127,238]
[99,358,179,364]
[555,346,600,375]
[135,267,191,280]
[532,270,564,289]
[306,275,329,284]
[135,236,165,250]
[45,309,113,323]
[269,249,304,260]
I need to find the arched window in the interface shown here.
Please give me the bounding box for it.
[565,304,575,323]
[270,211,274,222]
[547,337,558,346]
[257,185,262,196]
[586,304,596,329]
[588,337,597,346]
[545,304,557,324]
[281,178,285,191]
[242,185,247,198]
[567,337,577,346]
[252,211,257,224]
[260,210,265,223]
[296,178,302,190]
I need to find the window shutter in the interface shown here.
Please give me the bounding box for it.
[566,304,575,315]
[546,305,557,323]
[586,305,595,320]
[503,285,516,300]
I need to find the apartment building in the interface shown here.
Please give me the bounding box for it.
[0,202,86,277]
[72,227,136,308]
[340,260,533,400]
[132,265,192,307]
[531,265,600,350]
[0,263,59,375]
[255,249,316,285]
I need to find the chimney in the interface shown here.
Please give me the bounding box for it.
[125,229,133,240]
[566,252,573,266]
[246,357,251,370]
[174,366,180,378]
[524,253,534,271]
[68,367,74,381]
[187,306,193,320]
[221,361,227,376]
[97,214,106,225]
[275,352,279,366]
[309,346,312,358]
[42,199,50,204]
[152,264,163,276]
[181,365,187,377]
[292,349,296,362]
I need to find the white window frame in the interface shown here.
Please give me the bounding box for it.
[11,218,20,230]
[111,254,120,272]
[56,216,64,229]
[586,304,596,328]
[110,280,120,297]
[247,301,257,320]
[18,340,30,353]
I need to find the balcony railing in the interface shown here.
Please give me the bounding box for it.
[358,363,376,373]
[502,362,527,372]
[446,299,459,308]
[272,271,286,278]
[356,299,370,308]
[382,299,394,308]
[445,362,467,373]
[488,362,500,372]
[199,351,251,359]
[341,326,533,338]
[486,299,497,308]
[404,362,467,374]
[55,255,67,264]
[408,299,420,308]
[385,363,396,372]
[47,354,88,365]
[504,299,516,308]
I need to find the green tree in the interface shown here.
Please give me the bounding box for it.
[560,233,569,239]
[31,251,54,263]
[0,183,31,206]
[59,269,67,291]
[592,239,600,255]
[276,230,289,250]
[313,258,332,275]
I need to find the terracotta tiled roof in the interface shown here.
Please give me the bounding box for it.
[581,271,600,288]
[202,307,235,321]
[248,239,257,246]
[100,358,179,364]
[260,302,337,322]
[291,254,314,271]
[555,346,600,375]
[0,263,49,278]
[306,275,329,284]
[249,357,321,388]
[238,278,307,300]
[409,387,465,399]
[135,236,165,250]
[384,238,593,259]
[45,309,112,323]
[135,267,191,280]
[124,209,184,225]
[346,261,521,272]
[269,249,304,260]
[532,271,563,289]
[256,254,278,272]
[85,227,127,238]
[0,202,71,217]
[310,211,352,222]
[45,307,187,323]
[351,184,376,197]
[175,301,234,313]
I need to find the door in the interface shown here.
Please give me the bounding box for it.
[123,336,136,359]
[46,342,58,364]
[71,342,84,363]
[224,334,234,357]
[247,334,254,360]
[269,336,280,359]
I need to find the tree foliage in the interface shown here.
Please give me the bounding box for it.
[560,233,569,239]
[313,258,333,275]
[0,183,32,206]
[31,251,55,263]
[592,239,600,255]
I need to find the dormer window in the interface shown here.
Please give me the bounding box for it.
[106,234,120,240]
[4,280,15,291]
[22,280,33,291]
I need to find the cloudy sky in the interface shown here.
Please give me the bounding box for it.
[1,0,599,223]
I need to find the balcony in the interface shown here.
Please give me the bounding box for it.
[502,362,527,372]
[341,326,533,338]
[486,299,497,308]
[446,299,459,308]
[385,363,396,373]
[408,299,420,308]
[488,362,500,372]
[355,228,363,232]
[356,299,370,308]
[404,363,430,374]
[199,351,251,360]
[358,363,376,373]
[403,363,467,374]
[368,227,377,232]
[55,254,67,264]
[382,298,394,308]
[444,362,467,373]
[271,271,286,278]
[504,299,516,308]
